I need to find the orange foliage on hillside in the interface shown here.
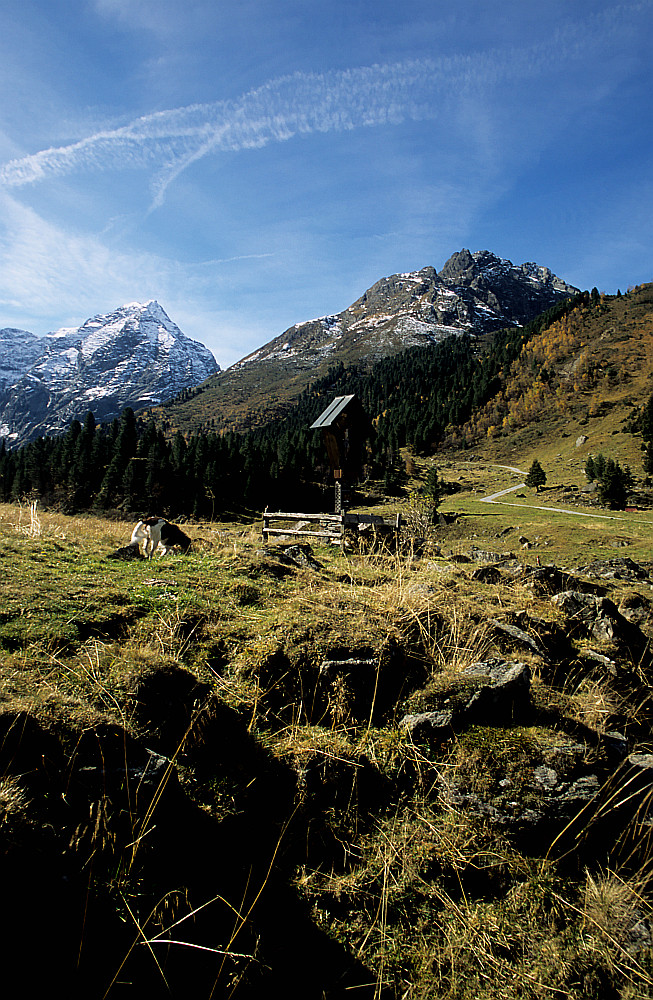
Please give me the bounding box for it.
[450,287,653,448]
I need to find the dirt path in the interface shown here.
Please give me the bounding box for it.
[480,483,525,503]
[492,464,527,476]
[477,467,653,526]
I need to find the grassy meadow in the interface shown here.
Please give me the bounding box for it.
[1,480,653,997]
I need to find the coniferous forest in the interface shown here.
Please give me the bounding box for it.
[0,294,587,519]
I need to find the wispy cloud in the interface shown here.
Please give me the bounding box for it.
[1,5,632,210]
[194,253,276,266]
[0,190,277,361]
[1,0,649,358]
[0,192,167,318]
[0,60,456,196]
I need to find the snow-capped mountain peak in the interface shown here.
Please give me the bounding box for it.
[0,302,218,446]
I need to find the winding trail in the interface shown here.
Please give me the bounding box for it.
[481,483,525,503]
[476,464,653,527]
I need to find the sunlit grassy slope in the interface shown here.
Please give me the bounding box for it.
[3,284,653,999]
[145,285,653,473]
[455,283,653,480]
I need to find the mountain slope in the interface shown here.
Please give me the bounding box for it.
[451,283,653,479]
[154,249,578,436]
[2,287,651,520]
[0,301,218,447]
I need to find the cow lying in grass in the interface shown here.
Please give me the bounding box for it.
[108,518,192,559]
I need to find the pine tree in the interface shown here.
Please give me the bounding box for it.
[383,452,407,496]
[525,459,546,492]
[643,443,653,478]
[596,458,629,509]
[423,463,442,511]
[97,408,138,509]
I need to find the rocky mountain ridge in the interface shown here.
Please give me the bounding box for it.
[157,249,578,436]
[235,249,577,373]
[0,301,218,447]
[0,328,47,393]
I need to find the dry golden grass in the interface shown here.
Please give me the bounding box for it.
[0,775,30,826]
[0,499,135,546]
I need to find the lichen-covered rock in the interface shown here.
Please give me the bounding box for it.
[619,593,652,625]
[399,710,454,742]
[533,765,558,790]
[319,656,380,679]
[107,540,143,560]
[522,564,605,596]
[575,557,652,582]
[281,544,323,570]
[470,546,512,564]
[551,591,648,655]
[462,659,531,723]
[471,564,502,584]
[491,620,550,661]
[402,658,532,731]
[318,641,427,725]
[625,752,653,785]
[257,544,322,571]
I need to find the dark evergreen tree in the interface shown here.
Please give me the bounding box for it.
[596,458,629,509]
[66,412,98,510]
[641,392,653,444]
[643,443,653,477]
[423,463,442,511]
[383,452,407,496]
[0,439,8,500]
[525,459,547,492]
[594,453,607,481]
[97,408,138,509]
[24,437,52,497]
[421,463,442,522]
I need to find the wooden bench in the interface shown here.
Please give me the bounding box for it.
[262,509,402,545]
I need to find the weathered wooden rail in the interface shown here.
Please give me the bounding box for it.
[262,509,402,545]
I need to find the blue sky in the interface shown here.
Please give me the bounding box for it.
[0,0,651,368]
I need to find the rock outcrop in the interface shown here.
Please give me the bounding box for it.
[165,248,579,434]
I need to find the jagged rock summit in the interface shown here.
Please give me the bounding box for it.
[0,301,218,446]
[235,249,578,373]
[164,249,577,435]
